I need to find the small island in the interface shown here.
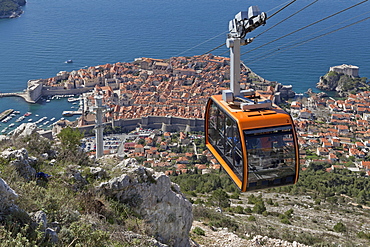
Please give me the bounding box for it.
[317,64,369,97]
[0,0,26,19]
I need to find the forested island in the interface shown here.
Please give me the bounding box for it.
[0,0,26,18]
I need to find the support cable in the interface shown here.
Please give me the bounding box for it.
[267,0,297,20]
[244,16,370,65]
[176,31,228,57]
[241,0,368,56]
[254,0,319,39]
[201,1,298,55]
[246,10,370,62]
[202,42,226,56]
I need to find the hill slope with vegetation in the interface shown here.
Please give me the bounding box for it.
[0,124,369,246]
[172,167,370,246]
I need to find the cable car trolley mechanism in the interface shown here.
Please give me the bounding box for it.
[205,6,299,192]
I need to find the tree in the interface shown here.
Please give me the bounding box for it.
[57,127,87,165]
[253,201,266,214]
[208,189,230,208]
[57,127,84,152]
[138,138,145,145]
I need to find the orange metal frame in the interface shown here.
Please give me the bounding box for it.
[205,94,300,192]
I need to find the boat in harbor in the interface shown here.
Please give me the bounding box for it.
[67,97,80,102]
[15,116,25,122]
[62,110,82,117]
[24,112,32,117]
[65,59,73,63]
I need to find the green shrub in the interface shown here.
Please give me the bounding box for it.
[253,201,266,214]
[280,218,291,225]
[248,215,256,221]
[266,198,273,205]
[333,222,346,233]
[244,207,252,214]
[357,231,370,240]
[230,205,244,214]
[284,209,294,218]
[193,227,205,236]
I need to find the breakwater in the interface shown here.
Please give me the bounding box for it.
[0,92,30,102]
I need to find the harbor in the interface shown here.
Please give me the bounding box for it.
[0,94,83,135]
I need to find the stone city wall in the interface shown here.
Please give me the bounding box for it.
[78,116,204,135]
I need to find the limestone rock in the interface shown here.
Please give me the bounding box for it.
[31,211,59,244]
[98,164,193,247]
[89,167,106,179]
[0,135,10,143]
[112,158,139,171]
[0,177,18,213]
[33,211,48,231]
[12,123,38,140]
[1,148,36,180]
[45,228,59,243]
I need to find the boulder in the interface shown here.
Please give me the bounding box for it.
[89,167,106,179]
[0,177,18,213]
[33,211,48,231]
[12,123,38,140]
[45,228,59,243]
[1,148,37,180]
[98,164,193,247]
[0,135,10,143]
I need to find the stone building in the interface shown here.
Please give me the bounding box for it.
[329,64,359,77]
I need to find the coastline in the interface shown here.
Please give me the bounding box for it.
[0,0,26,19]
[0,9,23,19]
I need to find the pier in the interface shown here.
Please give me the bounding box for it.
[0,92,33,103]
[62,110,82,117]
[0,109,14,121]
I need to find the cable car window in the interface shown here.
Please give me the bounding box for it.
[244,126,296,190]
[208,102,220,146]
[207,100,243,181]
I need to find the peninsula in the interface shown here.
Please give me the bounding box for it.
[0,0,26,19]
[19,54,296,133]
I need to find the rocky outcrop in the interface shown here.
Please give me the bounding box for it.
[316,71,342,91]
[1,148,37,180]
[0,177,18,214]
[98,159,193,247]
[317,70,368,96]
[31,211,59,243]
[12,122,38,140]
[0,0,26,19]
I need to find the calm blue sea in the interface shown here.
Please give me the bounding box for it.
[0,0,369,125]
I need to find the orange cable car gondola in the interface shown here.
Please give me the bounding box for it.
[204,6,299,192]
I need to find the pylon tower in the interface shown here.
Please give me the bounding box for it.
[94,95,104,158]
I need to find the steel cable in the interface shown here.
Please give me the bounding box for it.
[241,0,369,56]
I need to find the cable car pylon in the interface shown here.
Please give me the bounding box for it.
[205,6,299,192]
[226,6,266,97]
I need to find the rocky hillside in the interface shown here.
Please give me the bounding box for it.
[0,0,26,18]
[0,123,194,246]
